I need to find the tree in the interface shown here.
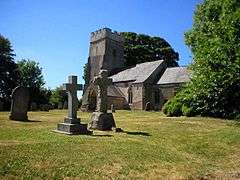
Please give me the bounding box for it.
[121,32,179,67]
[83,63,90,85]
[17,59,46,106]
[163,0,240,119]
[0,34,20,109]
[49,86,68,108]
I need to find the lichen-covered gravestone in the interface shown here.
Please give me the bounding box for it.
[88,70,116,131]
[55,75,91,135]
[9,86,29,121]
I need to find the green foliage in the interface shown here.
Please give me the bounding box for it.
[49,86,67,108]
[17,59,48,106]
[181,105,194,117]
[83,63,90,85]
[121,32,179,67]
[164,0,240,119]
[0,34,19,109]
[163,99,182,117]
[17,59,44,89]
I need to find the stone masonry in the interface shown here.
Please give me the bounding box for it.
[55,76,91,135]
[88,70,116,131]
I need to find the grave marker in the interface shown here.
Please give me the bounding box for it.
[55,76,91,135]
[9,86,29,121]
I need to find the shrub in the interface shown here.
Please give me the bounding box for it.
[163,98,182,117]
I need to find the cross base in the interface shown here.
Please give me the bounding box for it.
[88,112,116,131]
[54,117,92,135]
[64,117,80,124]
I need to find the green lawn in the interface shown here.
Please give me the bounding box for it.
[0,110,240,179]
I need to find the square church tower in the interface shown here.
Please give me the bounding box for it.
[88,28,125,82]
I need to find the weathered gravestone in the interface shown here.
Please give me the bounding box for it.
[89,70,116,131]
[55,75,91,135]
[9,86,29,121]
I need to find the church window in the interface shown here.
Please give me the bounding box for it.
[128,88,133,104]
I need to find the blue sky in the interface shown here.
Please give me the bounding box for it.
[0,0,201,89]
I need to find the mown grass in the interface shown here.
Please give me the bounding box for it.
[0,110,240,179]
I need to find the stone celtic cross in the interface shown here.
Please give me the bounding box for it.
[63,76,83,122]
[93,70,112,113]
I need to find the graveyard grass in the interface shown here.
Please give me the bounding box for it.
[0,110,240,179]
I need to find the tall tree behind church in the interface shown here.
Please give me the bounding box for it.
[121,32,179,67]
[0,34,20,110]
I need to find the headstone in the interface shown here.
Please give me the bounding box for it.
[9,86,29,121]
[55,75,91,135]
[88,70,116,131]
[30,102,38,111]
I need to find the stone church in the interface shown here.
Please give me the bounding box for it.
[81,28,190,111]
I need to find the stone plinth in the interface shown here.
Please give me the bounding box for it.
[89,112,116,131]
[54,76,91,135]
[56,117,91,135]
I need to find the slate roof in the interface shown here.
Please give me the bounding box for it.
[109,60,164,83]
[157,67,190,85]
[107,85,125,98]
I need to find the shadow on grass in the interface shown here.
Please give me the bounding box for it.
[10,119,42,122]
[91,134,113,137]
[124,131,151,136]
[27,119,42,122]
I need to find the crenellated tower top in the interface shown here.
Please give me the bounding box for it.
[90,28,124,43]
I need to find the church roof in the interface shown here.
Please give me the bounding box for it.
[109,60,164,83]
[157,67,190,85]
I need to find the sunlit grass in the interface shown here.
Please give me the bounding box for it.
[0,110,240,179]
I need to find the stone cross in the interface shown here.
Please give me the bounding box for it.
[63,76,83,121]
[93,70,112,113]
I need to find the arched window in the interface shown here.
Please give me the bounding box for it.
[128,87,133,104]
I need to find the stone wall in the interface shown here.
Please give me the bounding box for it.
[88,28,125,82]
[107,96,128,110]
[131,84,144,110]
[113,82,144,110]
[158,83,183,109]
